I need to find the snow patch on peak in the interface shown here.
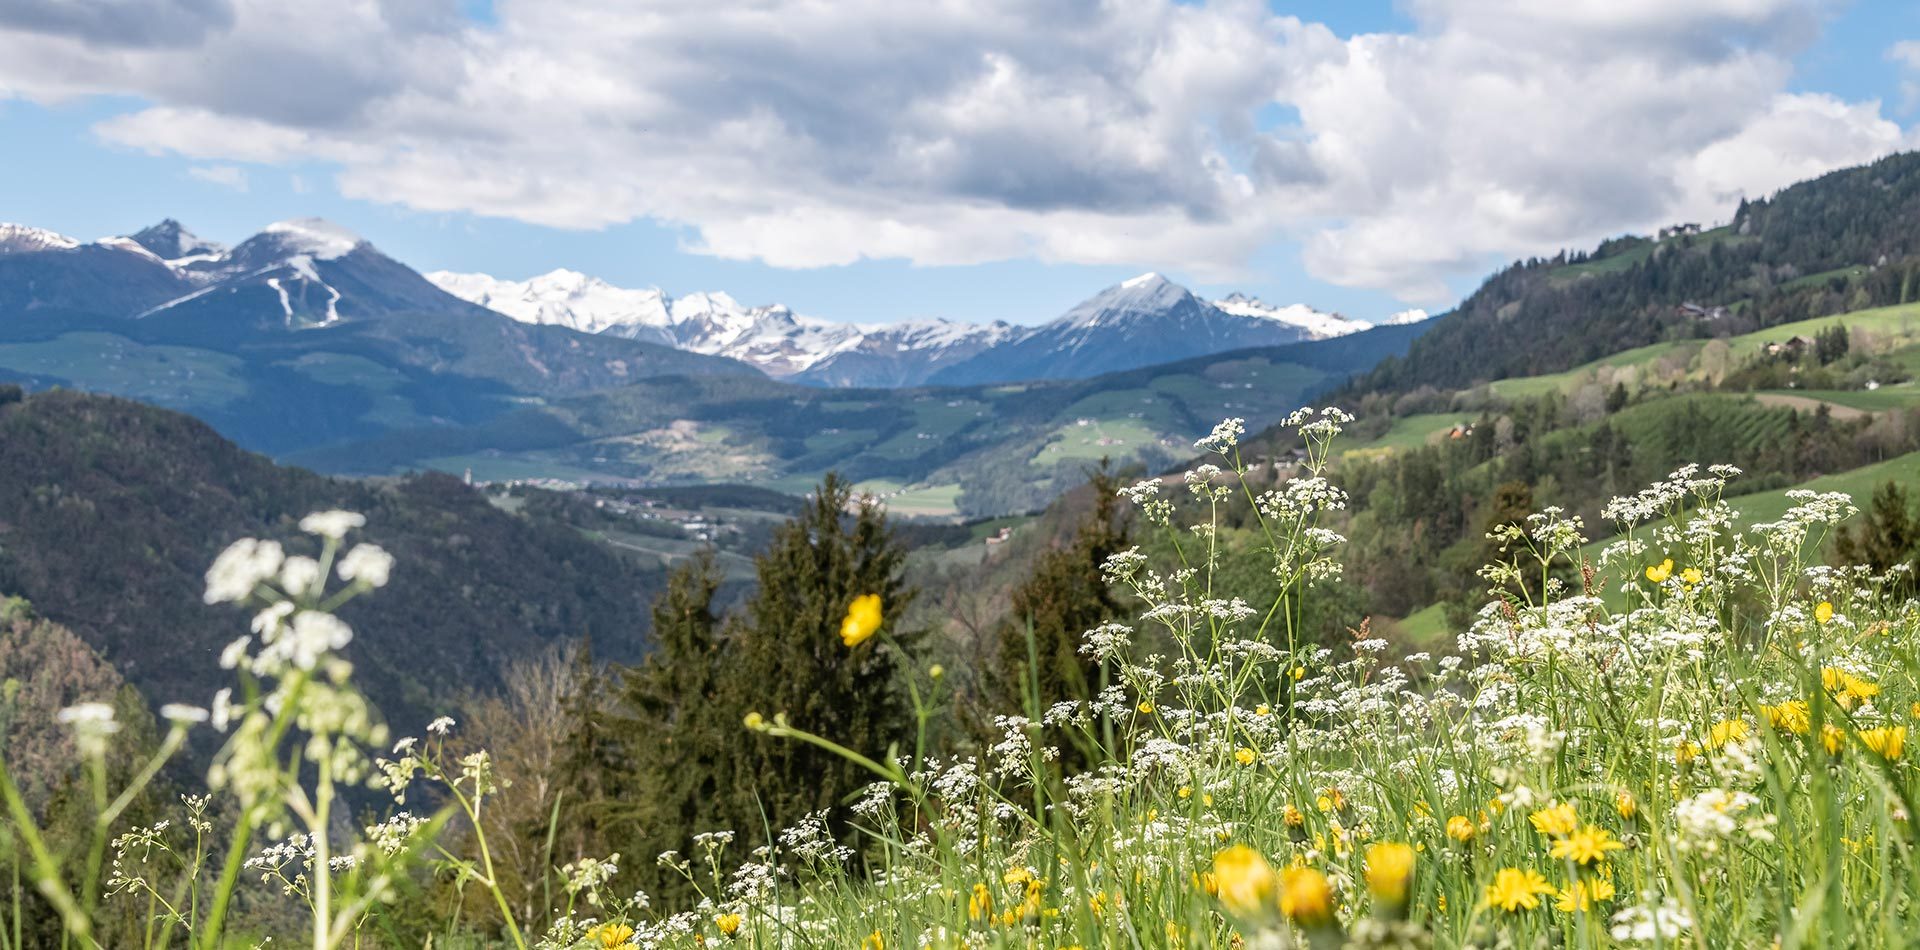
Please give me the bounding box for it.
[1121,271,1164,289]
[90,236,165,263]
[1212,293,1370,340]
[1384,308,1430,325]
[0,223,81,254]
[262,218,363,260]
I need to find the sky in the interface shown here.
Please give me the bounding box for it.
[1,0,1918,327]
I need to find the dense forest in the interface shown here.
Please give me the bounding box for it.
[0,386,666,736]
[1354,151,1920,395]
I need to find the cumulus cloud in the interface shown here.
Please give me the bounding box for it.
[187,164,248,191]
[1,0,1913,303]
[0,0,233,49]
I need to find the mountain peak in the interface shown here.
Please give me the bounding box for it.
[130,218,225,262]
[0,222,81,255]
[1121,271,1167,289]
[261,218,365,260]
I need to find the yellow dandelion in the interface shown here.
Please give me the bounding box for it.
[1210,845,1278,919]
[1823,724,1847,755]
[588,923,635,948]
[1823,667,1880,705]
[1815,601,1834,624]
[840,593,883,647]
[1554,877,1617,913]
[1282,803,1306,827]
[1761,700,1811,736]
[1529,802,1579,838]
[1705,718,1750,750]
[1548,825,1625,866]
[1365,842,1416,907]
[715,914,741,938]
[1446,815,1477,842]
[861,931,884,950]
[967,882,993,921]
[1235,747,1258,766]
[1644,559,1673,584]
[1280,867,1335,928]
[1484,867,1556,913]
[1614,791,1637,821]
[1178,785,1193,800]
[1859,726,1906,760]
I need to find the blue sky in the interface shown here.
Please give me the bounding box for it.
[2,0,1916,326]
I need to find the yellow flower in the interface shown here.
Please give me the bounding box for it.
[1911,701,1920,719]
[1822,724,1847,755]
[1815,601,1834,624]
[1554,877,1617,913]
[1823,667,1880,705]
[1529,802,1578,838]
[1290,665,1305,681]
[1318,787,1348,813]
[1282,803,1306,827]
[1548,826,1625,866]
[1674,740,1701,765]
[1365,842,1416,906]
[588,923,635,948]
[1614,792,1637,821]
[1446,815,1477,842]
[840,593,883,647]
[1761,700,1811,735]
[1859,726,1906,760]
[1484,867,1556,912]
[1235,747,1258,766]
[1210,845,1279,919]
[967,882,993,921]
[1644,558,1673,583]
[1178,785,1193,800]
[1256,704,1272,716]
[715,914,741,938]
[1279,867,1335,928]
[1705,718,1750,750]
[1679,567,1703,587]
[861,931,884,950]
[1137,701,1155,714]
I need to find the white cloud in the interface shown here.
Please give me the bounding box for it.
[186,164,248,191]
[1,0,1913,303]
[1893,40,1920,113]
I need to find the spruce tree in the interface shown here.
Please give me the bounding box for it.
[605,552,733,880]
[608,476,917,881]
[1834,480,1919,593]
[723,474,917,836]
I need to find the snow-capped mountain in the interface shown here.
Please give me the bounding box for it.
[128,218,227,266]
[0,223,82,255]
[1212,292,1372,339]
[928,273,1341,385]
[428,268,1018,386]
[431,266,1425,388]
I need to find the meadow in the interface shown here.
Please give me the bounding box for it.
[5,411,1919,948]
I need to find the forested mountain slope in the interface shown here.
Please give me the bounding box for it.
[0,387,664,733]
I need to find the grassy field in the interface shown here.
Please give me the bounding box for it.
[1339,412,1462,458]
[1488,302,1920,401]
[0,331,248,410]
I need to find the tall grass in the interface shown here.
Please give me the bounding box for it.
[4,411,1918,948]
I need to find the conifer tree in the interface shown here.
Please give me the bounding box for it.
[1835,480,1919,593]
[607,476,917,881]
[723,474,917,835]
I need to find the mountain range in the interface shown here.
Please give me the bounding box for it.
[429,266,1425,387]
[0,215,1429,515]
